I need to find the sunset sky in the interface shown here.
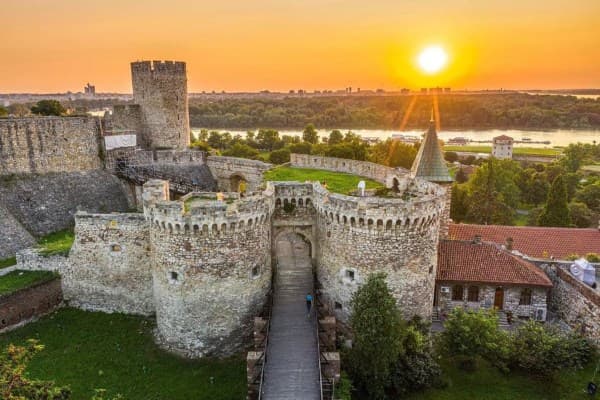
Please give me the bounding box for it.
[2,0,599,93]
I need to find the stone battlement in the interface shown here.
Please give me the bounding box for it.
[130,60,186,76]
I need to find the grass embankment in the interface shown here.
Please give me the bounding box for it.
[444,145,561,157]
[264,166,383,195]
[0,308,246,400]
[0,256,17,269]
[36,229,75,256]
[0,270,58,296]
[405,359,599,400]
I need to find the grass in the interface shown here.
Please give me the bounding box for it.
[0,256,17,269]
[0,308,246,400]
[36,229,75,256]
[264,166,384,195]
[444,145,561,157]
[0,270,58,297]
[404,359,599,400]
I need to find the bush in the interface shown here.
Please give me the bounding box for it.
[288,142,312,154]
[30,100,66,116]
[586,253,600,262]
[510,321,594,379]
[444,151,459,163]
[269,148,291,164]
[439,308,510,371]
[189,140,210,152]
[222,143,259,159]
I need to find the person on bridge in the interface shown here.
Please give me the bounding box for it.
[306,293,313,317]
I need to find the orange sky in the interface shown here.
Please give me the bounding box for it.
[1,0,599,93]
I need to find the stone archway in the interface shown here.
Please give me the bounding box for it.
[229,174,247,193]
[272,227,314,260]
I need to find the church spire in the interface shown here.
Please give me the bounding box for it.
[410,113,453,183]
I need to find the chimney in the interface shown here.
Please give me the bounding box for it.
[472,235,482,245]
[505,237,514,251]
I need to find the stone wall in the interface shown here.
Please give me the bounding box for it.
[541,263,600,340]
[64,212,153,316]
[207,156,272,192]
[0,171,130,238]
[146,181,274,357]
[312,182,445,322]
[0,202,35,259]
[0,116,103,176]
[16,248,70,273]
[110,104,142,135]
[290,153,408,188]
[435,283,548,320]
[131,61,190,149]
[0,278,62,332]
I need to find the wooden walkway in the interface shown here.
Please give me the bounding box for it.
[261,234,321,400]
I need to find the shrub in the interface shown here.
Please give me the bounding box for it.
[444,151,459,163]
[269,148,291,164]
[222,143,259,159]
[288,142,312,154]
[439,308,510,371]
[586,253,600,262]
[189,140,210,152]
[510,321,594,379]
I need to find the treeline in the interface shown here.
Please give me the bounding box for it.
[188,93,600,130]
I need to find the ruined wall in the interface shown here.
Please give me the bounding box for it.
[0,117,102,176]
[313,182,445,322]
[541,263,600,340]
[207,156,272,192]
[64,212,153,315]
[0,171,130,237]
[0,278,62,332]
[0,202,35,259]
[110,104,142,135]
[290,153,408,188]
[131,61,190,149]
[16,249,69,273]
[146,182,274,357]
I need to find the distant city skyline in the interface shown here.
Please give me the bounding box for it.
[2,0,599,93]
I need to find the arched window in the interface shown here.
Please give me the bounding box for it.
[452,285,464,301]
[468,286,479,302]
[519,288,532,305]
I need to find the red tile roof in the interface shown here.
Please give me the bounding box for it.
[438,240,552,287]
[449,223,600,260]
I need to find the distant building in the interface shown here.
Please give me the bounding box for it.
[420,88,428,93]
[492,135,514,159]
[400,88,410,94]
[84,83,95,95]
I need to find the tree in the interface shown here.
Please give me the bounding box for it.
[348,273,402,399]
[538,175,571,227]
[222,143,259,159]
[288,142,312,154]
[328,129,343,145]
[568,202,594,228]
[7,103,31,117]
[30,100,66,116]
[0,105,7,117]
[302,123,319,144]
[454,168,468,184]
[439,308,510,371]
[369,140,417,169]
[256,129,281,151]
[444,151,458,163]
[450,183,469,222]
[1,340,71,399]
[575,182,600,212]
[269,148,291,164]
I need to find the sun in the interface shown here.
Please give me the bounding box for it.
[418,46,448,74]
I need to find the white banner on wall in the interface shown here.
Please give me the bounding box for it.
[104,134,137,150]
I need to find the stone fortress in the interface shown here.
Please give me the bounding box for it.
[2,60,596,361]
[0,60,453,357]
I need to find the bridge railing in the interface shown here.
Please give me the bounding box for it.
[256,275,275,400]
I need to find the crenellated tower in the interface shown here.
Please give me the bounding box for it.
[131,60,190,149]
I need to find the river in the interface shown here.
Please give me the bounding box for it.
[192,128,599,148]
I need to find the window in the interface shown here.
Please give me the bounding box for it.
[452,285,464,301]
[345,269,355,282]
[251,266,260,278]
[334,302,343,310]
[110,244,121,252]
[169,271,179,282]
[467,286,479,302]
[519,288,532,305]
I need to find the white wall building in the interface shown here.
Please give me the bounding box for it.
[492,135,514,159]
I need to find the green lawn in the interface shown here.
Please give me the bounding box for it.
[405,359,599,400]
[0,256,17,269]
[264,166,384,195]
[0,270,58,296]
[37,229,75,256]
[0,308,246,400]
[444,146,561,157]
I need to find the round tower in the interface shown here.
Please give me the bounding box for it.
[147,190,274,358]
[131,60,190,149]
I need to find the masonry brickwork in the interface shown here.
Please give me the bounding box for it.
[0,117,103,176]
[0,202,35,259]
[207,156,272,192]
[130,61,190,149]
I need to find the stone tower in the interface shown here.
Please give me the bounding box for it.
[131,60,190,149]
[411,115,453,238]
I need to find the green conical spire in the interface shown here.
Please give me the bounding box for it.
[410,113,453,183]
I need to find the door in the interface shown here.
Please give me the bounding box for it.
[494,287,504,310]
